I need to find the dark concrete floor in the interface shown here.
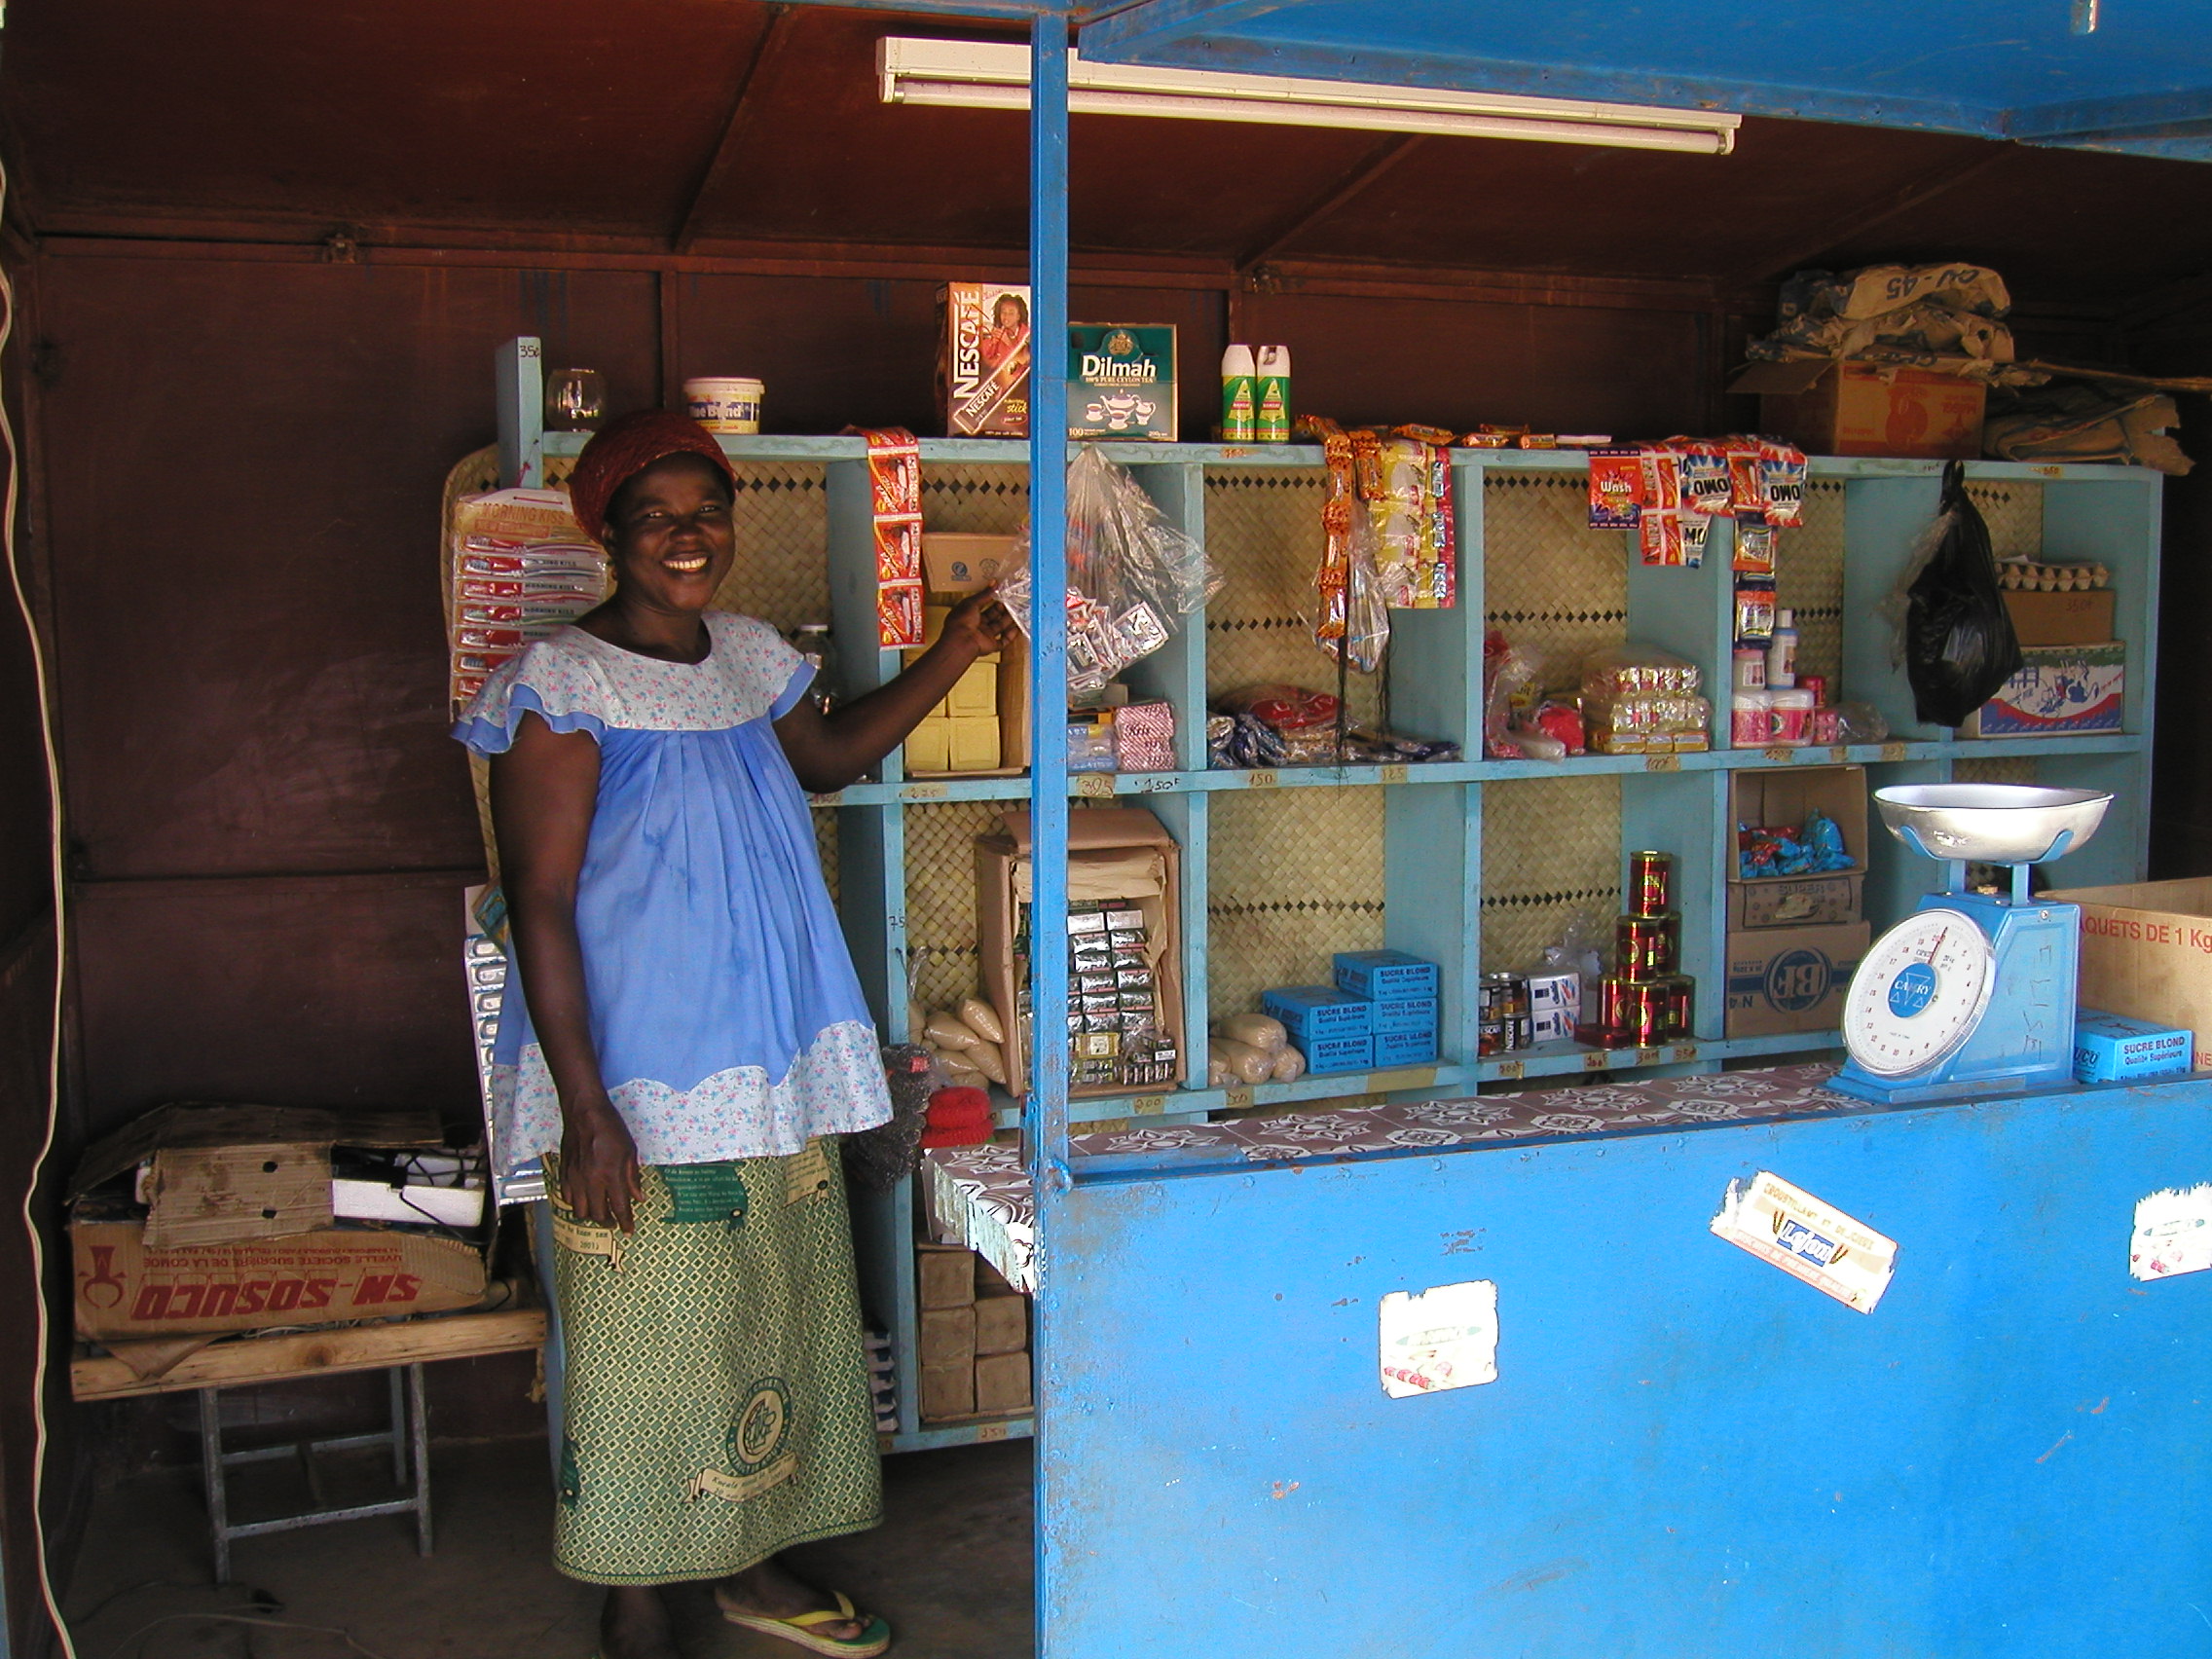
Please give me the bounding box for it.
[62,1436,1034,1659]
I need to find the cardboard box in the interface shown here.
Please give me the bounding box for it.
[977,807,1185,1099]
[1369,998,1439,1037]
[922,533,1018,598]
[1261,985,1374,1043]
[2004,588,2117,647]
[1374,1028,1439,1068]
[1964,642,2123,738]
[1736,359,1984,460]
[1068,323,1176,441]
[1728,766,1868,929]
[1305,1034,1375,1074]
[2041,878,2212,1071]
[2074,1010,2192,1084]
[938,282,1031,438]
[1724,922,1871,1038]
[67,1104,489,1342]
[903,609,1031,777]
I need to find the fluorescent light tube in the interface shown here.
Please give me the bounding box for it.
[878,37,1740,155]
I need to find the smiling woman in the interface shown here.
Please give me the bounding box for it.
[451,409,1017,1659]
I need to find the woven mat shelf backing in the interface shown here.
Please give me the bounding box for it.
[1207,787,1386,1020]
[903,799,1005,1014]
[1952,756,2042,786]
[1204,468,1384,732]
[923,462,1029,535]
[1483,472,1628,675]
[1779,481,1846,690]
[1481,774,1622,975]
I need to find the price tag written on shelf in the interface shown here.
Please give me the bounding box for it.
[1381,764,1410,785]
[1828,747,1850,764]
[1636,1048,1660,1066]
[975,1422,1012,1443]
[808,791,844,807]
[1644,755,1681,773]
[1223,1088,1254,1111]
[1673,1044,1699,1063]
[1246,769,1280,789]
[1077,773,1117,798]
[1494,1060,1525,1081]
[903,781,948,800]
[1583,1051,1608,1071]
[1131,1096,1164,1116]
[1138,774,1177,793]
[1762,746,1793,764]
[1881,742,1908,763]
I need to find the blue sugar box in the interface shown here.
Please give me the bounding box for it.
[1373,1027,1439,1067]
[1333,949,1440,1002]
[1263,985,1374,1042]
[1304,1032,1375,1074]
[1370,998,1439,1037]
[2075,1010,2192,1084]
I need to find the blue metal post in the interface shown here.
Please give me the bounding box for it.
[1026,18,1072,1655]
[1025,15,1071,1185]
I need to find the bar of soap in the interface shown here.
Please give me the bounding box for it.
[906,717,952,773]
[947,661,998,718]
[948,716,1001,772]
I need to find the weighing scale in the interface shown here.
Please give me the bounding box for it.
[1829,784,2113,1105]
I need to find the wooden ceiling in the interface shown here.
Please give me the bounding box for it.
[5,0,2210,315]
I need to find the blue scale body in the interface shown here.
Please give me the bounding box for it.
[1829,889,2082,1105]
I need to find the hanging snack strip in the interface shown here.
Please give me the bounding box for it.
[1369,425,1457,610]
[852,426,925,647]
[1587,436,1807,568]
[1305,416,1358,661]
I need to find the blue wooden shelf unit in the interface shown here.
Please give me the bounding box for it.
[505,365,2157,1453]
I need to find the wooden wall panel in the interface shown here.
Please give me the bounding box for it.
[67,877,483,1143]
[34,257,655,881]
[1235,289,1715,437]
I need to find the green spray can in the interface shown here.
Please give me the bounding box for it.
[1255,345,1292,443]
[1220,344,1257,443]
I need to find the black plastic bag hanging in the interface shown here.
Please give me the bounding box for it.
[1902,461,2022,727]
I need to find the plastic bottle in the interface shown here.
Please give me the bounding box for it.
[1255,345,1292,443]
[1220,345,1257,443]
[1766,607,1798,688]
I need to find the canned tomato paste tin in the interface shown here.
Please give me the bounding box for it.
[1628,850,1674,917]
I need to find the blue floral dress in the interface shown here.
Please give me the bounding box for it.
[454,612,889,1176]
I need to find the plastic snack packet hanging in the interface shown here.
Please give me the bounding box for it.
[995,446,1222,688]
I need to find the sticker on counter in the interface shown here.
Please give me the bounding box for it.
[1710,1171,1896,1313]
[1379,1279,1497,1398]
[2130,1184,2212,1280]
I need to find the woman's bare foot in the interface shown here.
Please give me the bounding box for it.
[600,1585,679,1659]
[713,1554,871,1643]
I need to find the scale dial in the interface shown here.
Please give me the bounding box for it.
[1843,907,1998,1078]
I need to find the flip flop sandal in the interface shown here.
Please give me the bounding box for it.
[715,1589,892,1658]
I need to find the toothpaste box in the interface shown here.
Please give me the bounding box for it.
[2074,1009,2192,1083]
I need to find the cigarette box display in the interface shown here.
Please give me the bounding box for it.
[1333,950,1441,1002]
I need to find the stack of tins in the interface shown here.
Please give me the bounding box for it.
[1583,852,1695,1046]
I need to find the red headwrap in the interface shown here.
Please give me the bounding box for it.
[564,409,738,544]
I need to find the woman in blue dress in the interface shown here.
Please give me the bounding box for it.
[456,410,1014,1659]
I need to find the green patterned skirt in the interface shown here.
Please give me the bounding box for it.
[545,1143,883,1586]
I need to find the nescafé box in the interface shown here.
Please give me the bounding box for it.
[1068,324,1177,441]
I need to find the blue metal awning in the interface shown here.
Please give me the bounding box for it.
[1079,0,2212,160]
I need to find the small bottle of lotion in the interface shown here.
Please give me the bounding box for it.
[1766,607,1798,689]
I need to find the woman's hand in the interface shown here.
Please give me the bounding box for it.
[561,1096,644,1233]
[774,589,1023,793]
[936,589,1020,664]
